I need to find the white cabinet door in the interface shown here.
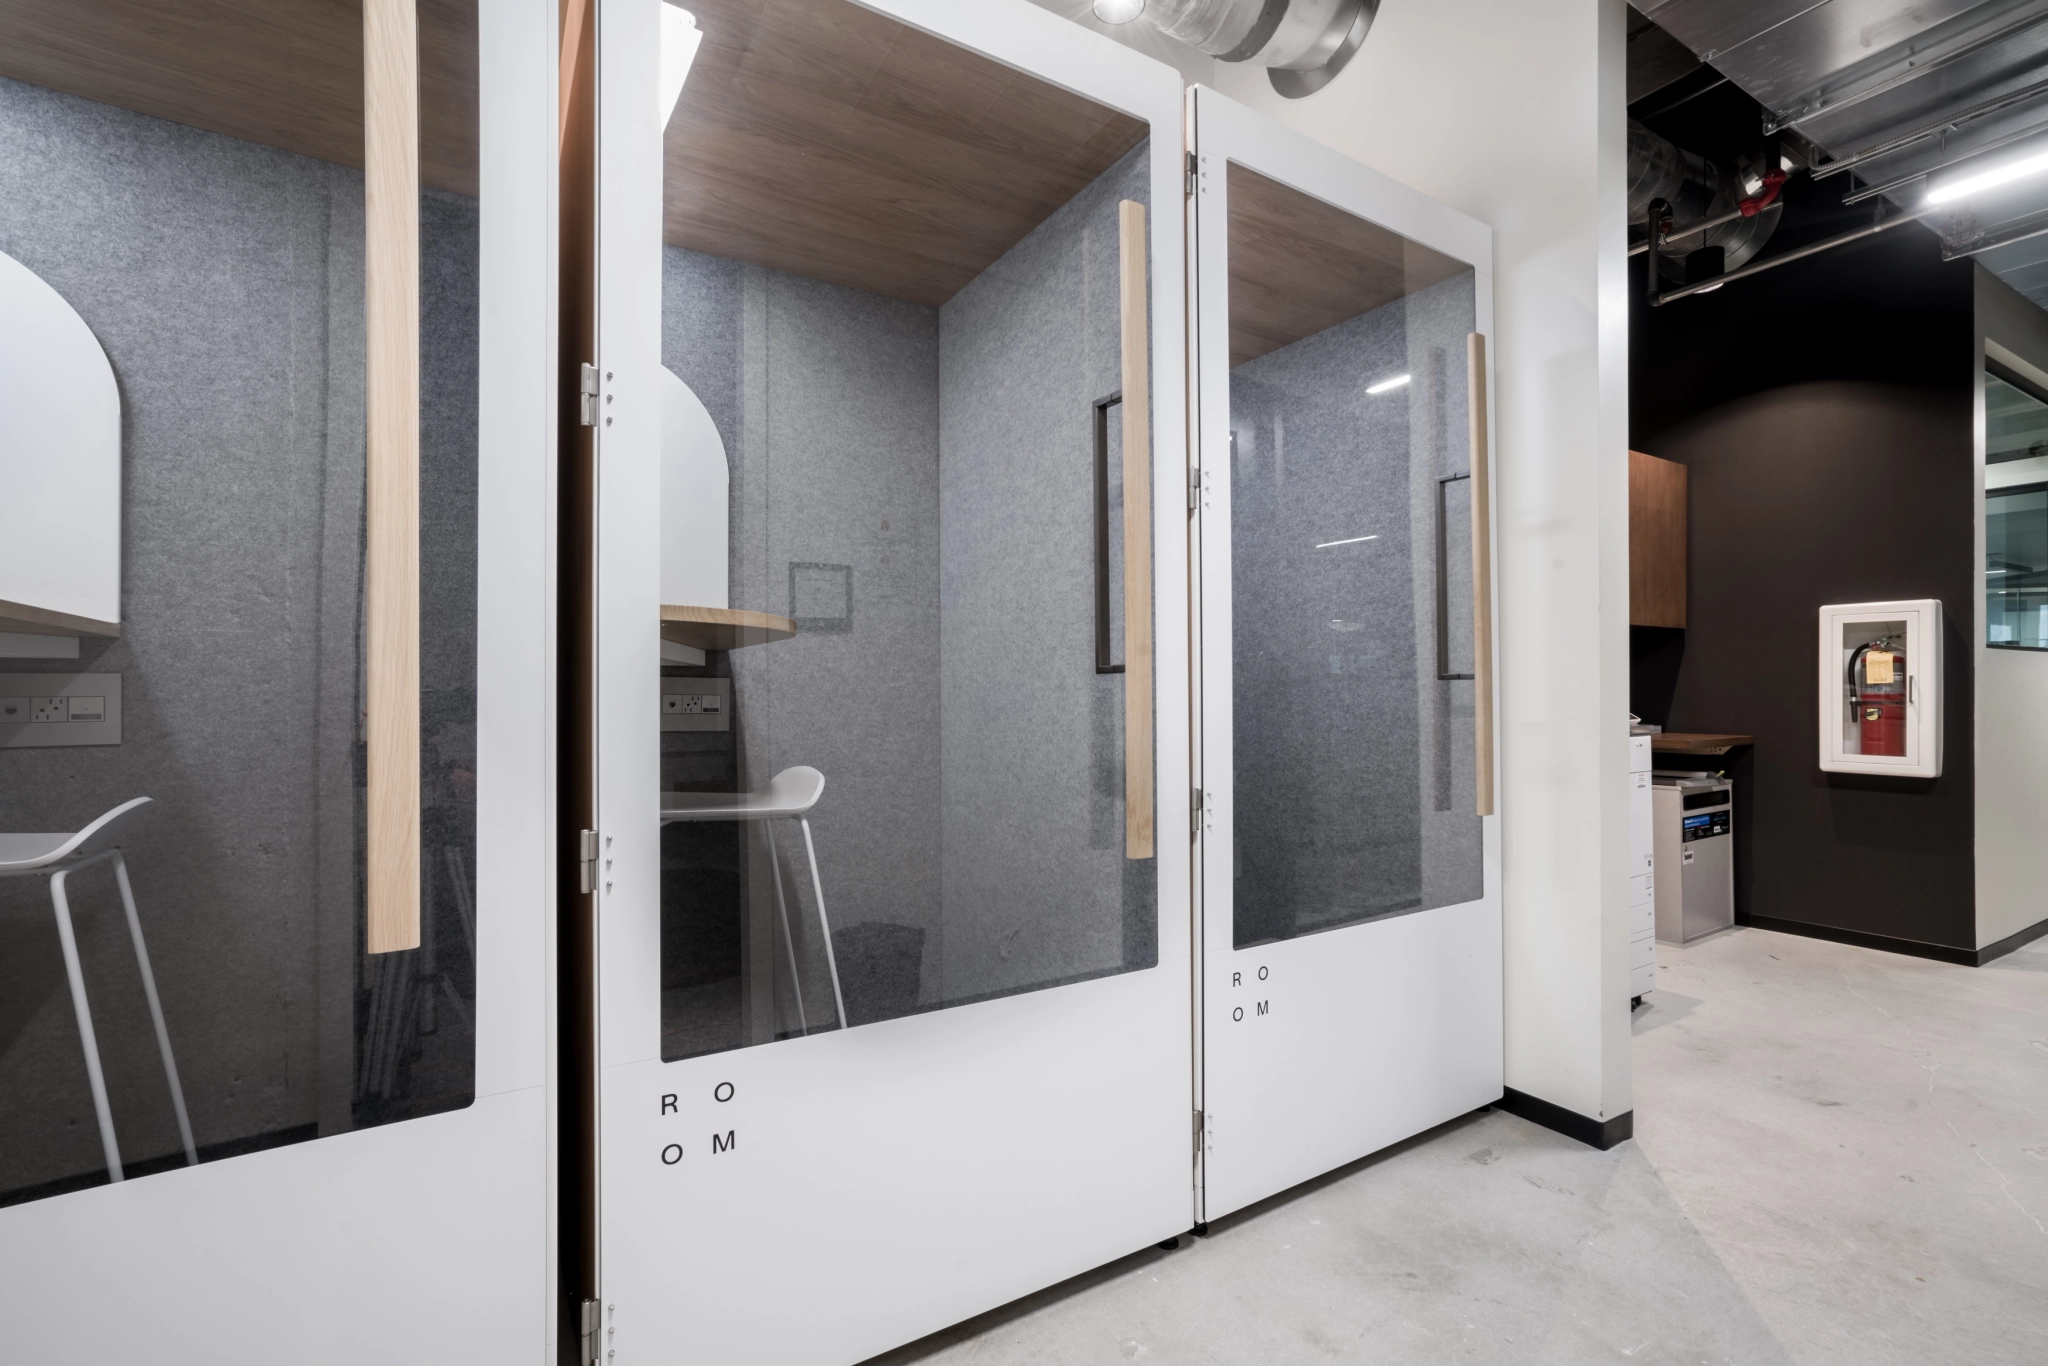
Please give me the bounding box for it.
[590,3,1195,1360]
[1189,86,1503,1223]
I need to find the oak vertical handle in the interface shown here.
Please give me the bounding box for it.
[1467,332,1495,819]
[365,0,421,953]
[1119,200,1154,860]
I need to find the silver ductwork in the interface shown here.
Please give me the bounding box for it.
[1143,0,1379,98]
[1628,119,1781,281]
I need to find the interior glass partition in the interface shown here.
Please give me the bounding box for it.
[1224,164,1482,949]
[654,0,1158,1062]
[1986,365,2048,649]
[0,11,479,1206]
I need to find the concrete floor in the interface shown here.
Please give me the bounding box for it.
[867,927,2048,1365]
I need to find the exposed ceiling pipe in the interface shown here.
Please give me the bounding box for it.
[1099,0,1379,99]
[1627,119,1783,282]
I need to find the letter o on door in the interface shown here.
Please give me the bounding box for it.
[661,1143,684,1166]
[1232,1006,1244,1022]
[714,1081,735,1103]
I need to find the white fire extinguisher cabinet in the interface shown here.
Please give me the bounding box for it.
[1818,599,1942,778]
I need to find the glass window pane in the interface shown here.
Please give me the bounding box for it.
[1,14,479,1206]
[1226,163,1482,949]
[1986,372,2048,651]
[657,0,1158,1060]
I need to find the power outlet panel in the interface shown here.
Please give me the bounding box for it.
[0,672,121,747]
[660,676,730,733]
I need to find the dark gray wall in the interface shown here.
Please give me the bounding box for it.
[1630,222,1978,953]
[1227,273,1483,946]
[0,76,477,1200]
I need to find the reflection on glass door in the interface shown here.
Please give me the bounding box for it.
[652,0,1159,1062]
[1224,164,1483,949]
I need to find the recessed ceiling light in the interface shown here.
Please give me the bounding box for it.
[1093,0,1147,22]
[1366,374,1411,395]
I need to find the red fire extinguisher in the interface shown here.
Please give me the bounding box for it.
[1849,638,1906,757]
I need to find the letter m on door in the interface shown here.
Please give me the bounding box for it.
[712,1130,736,1154]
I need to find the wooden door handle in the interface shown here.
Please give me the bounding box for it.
[365,0,421,953]
[1467,332,1494,819]
[1119,200,1154,860]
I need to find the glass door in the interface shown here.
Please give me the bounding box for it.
[0,1,558,1356]
[591,3,1193,1359]
[1189,86,1503,1222]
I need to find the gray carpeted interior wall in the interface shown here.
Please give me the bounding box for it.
[1228,271,1482,947]
[936,140,1155,1003]
[0,76,478,1202]
[656,140,1156,1029]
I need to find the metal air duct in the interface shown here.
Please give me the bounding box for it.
[1142,0,1379,98]
[1628,119,1781,283]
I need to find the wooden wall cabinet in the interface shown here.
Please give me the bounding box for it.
[1630,449,1687,628]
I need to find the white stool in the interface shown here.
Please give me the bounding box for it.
[0,796,196,1182]
[661,767,848,1033]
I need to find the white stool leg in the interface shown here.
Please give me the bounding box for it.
[761,823,809,1036]
[798,818,849,1030]
[112,851,198,1166]
[50,867,124,1183]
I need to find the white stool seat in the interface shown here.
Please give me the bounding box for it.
[659,766,846,1033]
[0,796,195,1183]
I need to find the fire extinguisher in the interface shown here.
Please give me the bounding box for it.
[1848,637,1906,757]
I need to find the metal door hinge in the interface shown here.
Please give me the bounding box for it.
[1193,1109,1205,1156]
[579,363,600,426]
[578,829,599,895]
[1185,151,1197,198]
[1188,464,1201,512]
[1191,787,1203,836]
[579,1299,601,1365]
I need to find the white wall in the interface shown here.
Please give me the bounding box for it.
[1976,267,2048,952]
[1059,0,1636,1125]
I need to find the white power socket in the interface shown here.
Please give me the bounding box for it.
[31,696,67,723]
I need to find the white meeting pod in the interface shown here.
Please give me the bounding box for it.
[587,1,1194,1361]
[1187,86,1504,1221]
[0,2,560,1361]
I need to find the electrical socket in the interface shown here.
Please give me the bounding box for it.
[31,697,67,723]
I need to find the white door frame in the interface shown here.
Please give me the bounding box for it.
[1188,85,1503,1223]
[591,3,1194,1361]
[0,3,562,1359]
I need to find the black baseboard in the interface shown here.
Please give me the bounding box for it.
[1497,1087,1633,1151]
[1736,912,2048,966]
[1978,915,2048,965]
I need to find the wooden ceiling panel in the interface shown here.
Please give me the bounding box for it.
[0,0,480,196]
[1227,163,1471,368]
[665,0,1148,306]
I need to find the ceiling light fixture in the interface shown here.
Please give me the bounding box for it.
[1366,374,1411,394]
[1925,146,2048,205]
[1094,0,1147,22]
[660,4,701,127]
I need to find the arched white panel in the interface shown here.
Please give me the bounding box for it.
[659,365,727,611]
[0,249,121,633]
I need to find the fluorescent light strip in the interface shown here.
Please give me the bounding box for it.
[1315,534,1380,548]
[1366,373,1412,394]
[660,5,701,127]
[1925,147,2048,205]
